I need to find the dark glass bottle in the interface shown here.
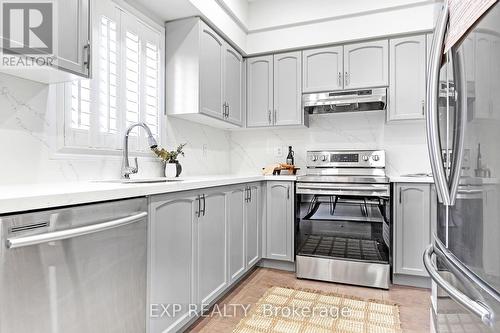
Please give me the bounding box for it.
[286,146,294,165]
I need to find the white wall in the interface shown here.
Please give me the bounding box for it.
[0,73,231,185]
[229,112,431,177]
[246,1,438,54]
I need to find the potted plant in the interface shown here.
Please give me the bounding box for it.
[152,143,186,178]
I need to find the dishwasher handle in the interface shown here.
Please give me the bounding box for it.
[6,211,148,249]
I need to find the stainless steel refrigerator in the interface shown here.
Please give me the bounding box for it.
[425,1,500,332]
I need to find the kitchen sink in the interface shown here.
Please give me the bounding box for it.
[96,178,183,184]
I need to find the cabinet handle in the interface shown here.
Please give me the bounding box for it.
[201,194,206,216]
[249,187,252,202]
[274,109,277,125]
[287,186,290,200]
[421,100,425,115]
[338,72,342,87]
[399,187,402,204]
[196,195,201,217]
[268,110,272,124]
[83,41,91,71]
[345,72,349,86]
[226,103,230,118]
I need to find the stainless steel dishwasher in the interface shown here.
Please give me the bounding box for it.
[0,198,148,333]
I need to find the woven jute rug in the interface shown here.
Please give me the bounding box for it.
[233,286,402,333]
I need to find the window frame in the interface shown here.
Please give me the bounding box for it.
[53,0,165,159]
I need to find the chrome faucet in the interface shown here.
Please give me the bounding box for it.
[121,122,158,179]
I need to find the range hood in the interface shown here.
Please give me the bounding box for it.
[303,88,387,114]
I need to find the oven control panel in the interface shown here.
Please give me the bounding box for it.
[306,150,385,168]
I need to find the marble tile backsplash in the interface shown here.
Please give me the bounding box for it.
[0,73,430,185]
[229,112,431,177]
[0,73,231,185]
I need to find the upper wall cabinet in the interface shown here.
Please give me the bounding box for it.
[302,46,343,93]
[166,18,243,129]
[247,56,274,127]
[247,51,307,128]
[388,35,427,121]
[274,52,303,126]
[0,0,90,83]
[344,40,389,89]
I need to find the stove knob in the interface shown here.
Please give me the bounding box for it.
[362,155,369,162]
[372,155,380,161]
[321,155,327,162]
[311,155,318,161]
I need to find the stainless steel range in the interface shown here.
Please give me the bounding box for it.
[295,150,391,289]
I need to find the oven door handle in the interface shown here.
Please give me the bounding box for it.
[423,244,494,326]
[6,212,148,249]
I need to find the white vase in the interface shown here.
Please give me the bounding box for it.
[164,163,177,178]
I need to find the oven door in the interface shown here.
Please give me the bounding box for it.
[295,182,391,289]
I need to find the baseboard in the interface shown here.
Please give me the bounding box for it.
[258,258,296,272]
[393,274,431,289]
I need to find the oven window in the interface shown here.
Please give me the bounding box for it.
[296,194,390,264]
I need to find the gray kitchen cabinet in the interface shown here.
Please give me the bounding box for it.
[302,46,343,93]
[0,0,90,83]
[274,51,303,126]
[474,32,500,120]
[195,188,228,306]
[388,35,427,121]
[228,187,246,283]
[149,191,198,333]
[247,52,306,128]
[224,44,244,126]
[246,184,261,268]
[343,40,389,89]
[166,17,243,129]
[394,183,433,277]
[265,181,294,262]
[199,22,224,120]
[247,56,274,127]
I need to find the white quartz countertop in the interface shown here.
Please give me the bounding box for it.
[389,176,434,183]
[0,174,297,215]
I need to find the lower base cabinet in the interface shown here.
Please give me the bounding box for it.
[264,181,294,262]
[393,183,436,278]
[149,191,198,333]
[149,182,262,333]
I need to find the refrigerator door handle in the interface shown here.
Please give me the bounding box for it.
[426,1,452,206]
[434,236,500,303]
[448,48,468,206]
[423,244,494,327]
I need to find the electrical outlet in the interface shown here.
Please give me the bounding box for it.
[274,146,283,157]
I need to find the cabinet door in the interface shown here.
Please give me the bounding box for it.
[196,190,227,305]
[246,184,261,268]
[265,182,293,261]
[491,36,500,119]
[302,46,343,93]
[344,40,388,89]
[394,184,431,277]
[388,35,426,121]
[149,192,198,333]
[224,44,243,126]
[55,0,90,77]
[247,56,274,127]
[475,33,492,119]
[228,187,245,283]
[274,51,303,126]
[199,22,224,119]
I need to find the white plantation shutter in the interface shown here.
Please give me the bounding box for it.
[63,3,163,153]
[142,38,160,138]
